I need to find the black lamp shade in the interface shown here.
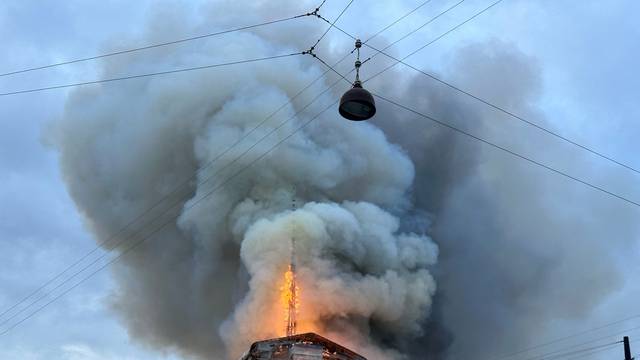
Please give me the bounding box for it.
[339,86,376,121]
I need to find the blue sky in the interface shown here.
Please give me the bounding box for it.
[1,1,639,359]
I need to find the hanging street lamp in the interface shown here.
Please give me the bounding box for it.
[339,39,376,121]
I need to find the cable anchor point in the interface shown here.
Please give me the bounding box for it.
[305,2,325,18]
[305,10,321,18]
[302,46,317,58]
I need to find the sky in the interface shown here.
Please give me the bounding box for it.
[1,0,639,359]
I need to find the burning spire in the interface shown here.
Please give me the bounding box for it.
[281,196,299,337]
[283,263,298,337]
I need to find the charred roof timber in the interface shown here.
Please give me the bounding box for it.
[240,332,367,360]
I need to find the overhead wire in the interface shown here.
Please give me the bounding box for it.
[352,0,433,47]
[564,346,624,360]
[564,345,622,360]
[0,0,437,327]
[527,326,640,360]
[0,53,302,97]
[373,92,640,208]
[305,0,466,81]
[444,324,638,360]
[488,315,640,360]
[357,0,504,76]
[533,342,621,360]
[0,0,355,98]
[522,339,620,360]
[455,324,637,360]
[358,0,467,65]
[0,11,320,78]
[322,0,640,177]
[309,46,640,208]
[533,346,615,360]
[313,1,640,208]
[483,323,640,360]
[0,0,449,98]
[310,0,356,51]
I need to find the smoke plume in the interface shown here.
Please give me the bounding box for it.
[48,1,638,360]
[49,1,439,358]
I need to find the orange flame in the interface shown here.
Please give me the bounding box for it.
[280,264,299,336]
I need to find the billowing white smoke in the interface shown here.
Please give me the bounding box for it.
[48,1,437,358]
[222,201,437,358]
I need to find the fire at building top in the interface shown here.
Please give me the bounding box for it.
[239,200,367,360]
[240,332,367,360]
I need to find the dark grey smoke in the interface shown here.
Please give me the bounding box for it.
[371,40,639,359]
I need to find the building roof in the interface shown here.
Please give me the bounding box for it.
[241,332,367,360]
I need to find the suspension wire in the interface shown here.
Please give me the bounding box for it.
[529,342,621,360]
[0,11,321,78]
[303,0,435,77]
[311,54,350,81]
[306,0,462,83]
[455,326,639,360]
[363,0,466,63]
[559,345,622,360]
[442,318,640,360]
[309,0,356,51]
[487,315,640,360]
[307,0,469,86]
[530,345,615,360]
[316,0,328,9]
[521,326,640,360]
[326,0,640,177]
[313,0,637,208]
[538,341,622,360]
[350,0,433,55]
[312,0,466,83]
[0,53,302,97]
[0,0,437,330]
[373,91,640,208]
[319,0,494,73]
